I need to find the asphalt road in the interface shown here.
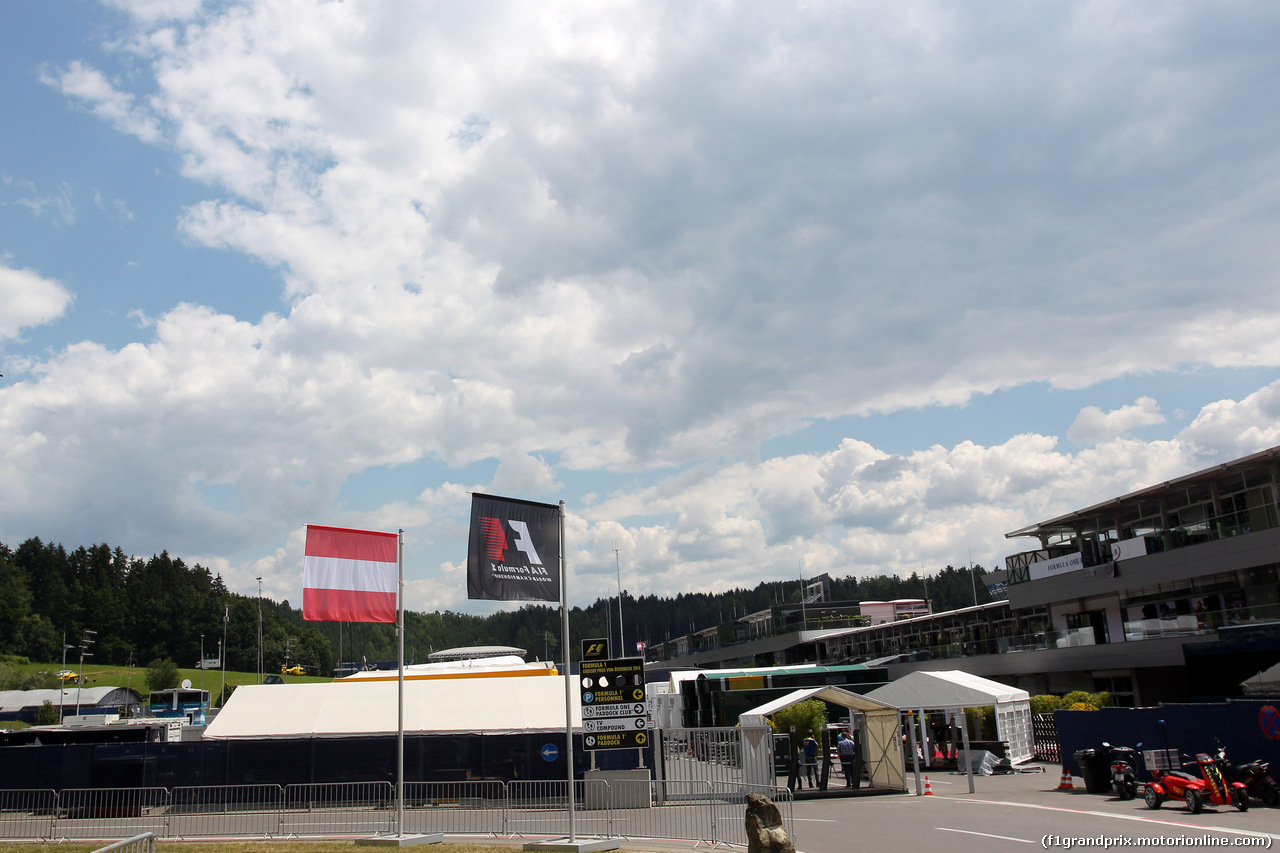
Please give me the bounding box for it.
[788,766,1280,853]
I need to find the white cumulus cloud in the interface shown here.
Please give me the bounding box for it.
[0,265,73,341]
[1068,397,1166,444]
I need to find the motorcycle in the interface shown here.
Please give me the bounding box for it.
[1102,742,1138,800]
[1215,743,1280,807]
[1145,750,1248,813]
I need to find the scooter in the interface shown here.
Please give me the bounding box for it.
[1102,742,1138,800]
[1215,743,1280,807]
[1145,751,1249,813]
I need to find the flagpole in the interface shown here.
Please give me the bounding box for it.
[397,529,405,839]
[559,500,576,844]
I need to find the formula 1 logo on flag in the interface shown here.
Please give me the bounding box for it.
[467,493,561,602]
[303,525,398,623]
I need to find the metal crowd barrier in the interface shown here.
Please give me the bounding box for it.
[709,782,794,849]
[56,788,168,840]
[0,779,794,845]
[0,789,55,839]
[401,780,505,837]
[282,781,395,837]
[92,831,156,853]
[168,784,284,838]
[506,780,610,839]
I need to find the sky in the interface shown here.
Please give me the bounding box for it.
[3,0,1280,622]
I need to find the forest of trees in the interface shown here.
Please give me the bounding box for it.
[0,537,992,675]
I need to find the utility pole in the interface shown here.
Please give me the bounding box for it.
[969,549,979,607]
[613,541,625,656]
[200,634,205,691]
[75,629,96,717]
[125,651,136,695]
[798,563,808,631]
[220,604,228,708]
[59,635,73,724]
[256,577,264,684]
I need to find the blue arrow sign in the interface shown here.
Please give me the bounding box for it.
[541,743,559,762]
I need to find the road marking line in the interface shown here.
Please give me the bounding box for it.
[937,827,1034,844]
[947,797,1279,841]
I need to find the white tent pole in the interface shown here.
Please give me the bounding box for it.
[919,707,929,769]
[956,708,974,793]
[906,711,922,795]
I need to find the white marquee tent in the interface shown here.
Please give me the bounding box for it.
[204,676,580,739]
[738,686,905,791]
[865,670,1033,764]
[1242,662,1280,697]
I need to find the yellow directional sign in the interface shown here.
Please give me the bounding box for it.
[579,656,648,752]
[584,731,648,750]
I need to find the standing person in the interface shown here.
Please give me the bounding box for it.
[801,730,819,789]
[837,730,858,788]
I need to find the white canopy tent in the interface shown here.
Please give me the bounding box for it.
[865,670,1033,764]
[739,686,905,791]
[203,676,581,739]
[1242,662,1280,697]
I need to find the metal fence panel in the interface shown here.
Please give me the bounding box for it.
[54,788,169,840]
[281,782,394,837]
[506,780,610,839]
[6,769,797,845]
[658,726,774,789]
[167,785,283,838]
[1032,713,1060,764]
[708,782,794,848]
[0,789,56,840]
[608,780,713,843]
[400,780,506,837]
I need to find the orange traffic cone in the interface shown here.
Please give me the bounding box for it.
[923,776,934,795]
[1057,768,1075,790]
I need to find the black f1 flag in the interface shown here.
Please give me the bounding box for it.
[467,493,561,602]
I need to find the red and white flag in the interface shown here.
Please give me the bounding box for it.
[303,525,398,623]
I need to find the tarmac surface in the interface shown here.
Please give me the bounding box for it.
[436,763,1280,853]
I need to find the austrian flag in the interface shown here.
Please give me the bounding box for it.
[303,525,398,623]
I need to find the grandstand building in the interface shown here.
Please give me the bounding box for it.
[646,444,1280,705]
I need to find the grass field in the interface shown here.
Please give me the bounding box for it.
[0,840,650,845]
[0,843,655,853]
[4,660,331,699]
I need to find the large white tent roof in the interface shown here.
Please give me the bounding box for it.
[0,687,139,713]
[865,670,1029,709]
[1242,662,1280,696]
[739,686,898,718]
[204,676,581,739]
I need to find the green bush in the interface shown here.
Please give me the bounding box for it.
[1030,694,1063,715]
[144,657,180,692]
[34,700,59,726]
[769,699,828,748]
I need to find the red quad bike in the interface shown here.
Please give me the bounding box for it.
[1145,752,1249,814]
